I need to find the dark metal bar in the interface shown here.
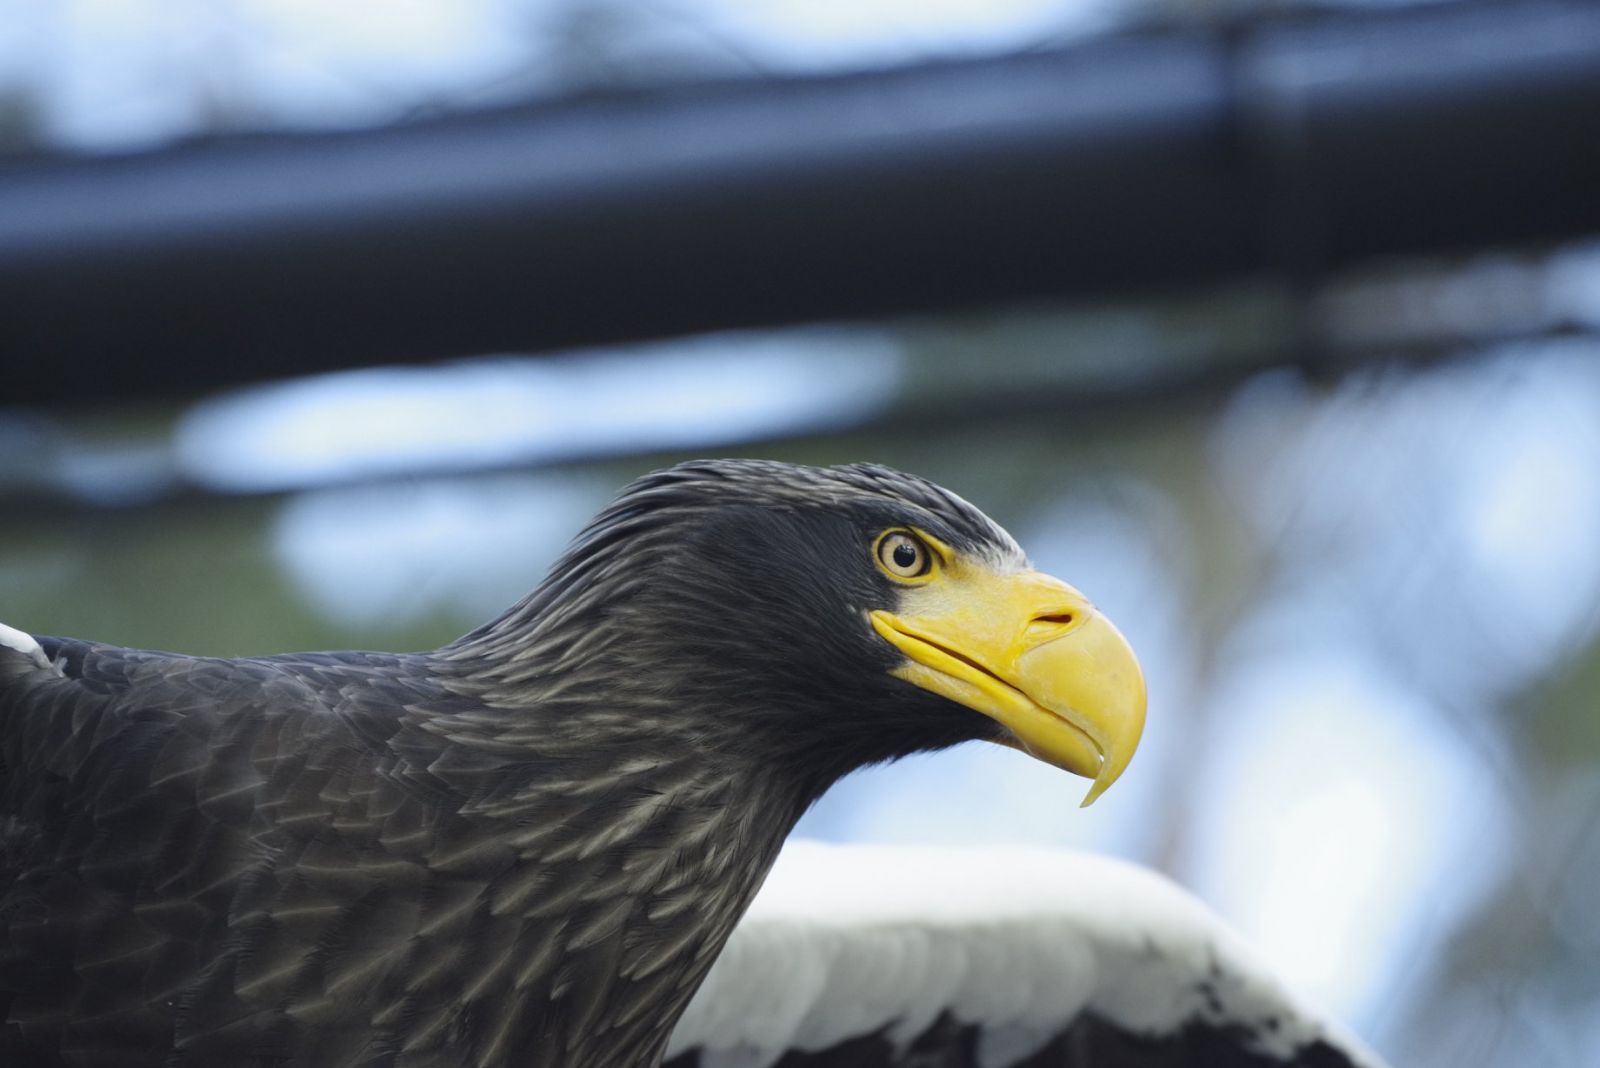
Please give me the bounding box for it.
[3,0,1599,406]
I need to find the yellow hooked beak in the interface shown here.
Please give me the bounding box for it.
[870,548,1146,807]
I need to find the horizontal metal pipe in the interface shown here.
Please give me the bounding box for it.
[3,0,1598,406]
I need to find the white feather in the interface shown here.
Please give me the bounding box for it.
[668,840,1386,1068]
[0,622,54,673]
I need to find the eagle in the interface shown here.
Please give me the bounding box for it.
[0,459,1376,1067]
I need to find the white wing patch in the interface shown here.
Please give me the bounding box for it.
[668,840,1386,1068]
[0,622,57,674]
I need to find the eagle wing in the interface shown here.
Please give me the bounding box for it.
[0,625,468,1066]
[666,841,1386,1068]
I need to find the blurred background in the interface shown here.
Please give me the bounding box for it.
[3,0,1599,1065]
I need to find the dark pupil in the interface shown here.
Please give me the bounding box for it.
[892,542,919,569]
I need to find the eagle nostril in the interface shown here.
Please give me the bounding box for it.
[1035,613,1075,627]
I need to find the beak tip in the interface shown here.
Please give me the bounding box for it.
[1079,775,1112,808]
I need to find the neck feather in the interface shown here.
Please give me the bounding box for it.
[392,650,836,1068]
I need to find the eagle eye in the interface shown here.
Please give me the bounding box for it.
[875,531,933,580]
